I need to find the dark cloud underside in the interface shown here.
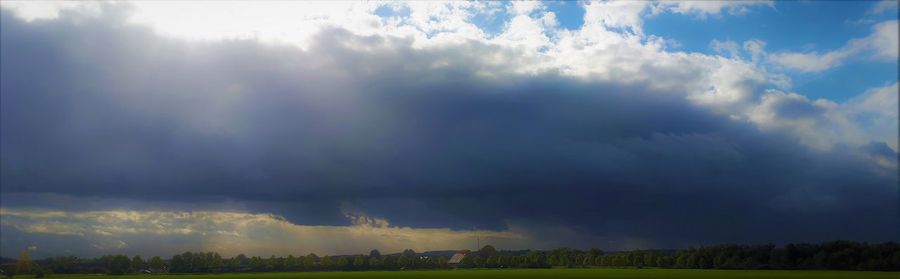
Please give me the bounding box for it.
[1,8,897,253]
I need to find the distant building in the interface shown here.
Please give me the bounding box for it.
[447,250,471,266]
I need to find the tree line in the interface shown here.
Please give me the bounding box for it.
[4,240,899,276]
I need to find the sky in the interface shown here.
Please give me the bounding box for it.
[0,0,897,258]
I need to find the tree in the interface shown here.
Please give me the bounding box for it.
[479,245,498,259]
[47,256,78,274]
[369,249,382,259]
[170,255,186,273]
[303,254,318,270]
[485,256,498,268]
[269,255,283,271]
[381,255,398,270]
[16,250,34,274]
[335,257,350,270]
[686,255,697,269]
[210,253,224,271]
[698,257,709,269]
[234,254,249,266]
[368,257,381,269]
[352,256,366,270]
[191,253,209,272]
[643,253,656,267]
[109,255,131,275]
[149,256,164,270]
[402,249,416,258]
[473,256,485,267]
[324,256,336,269]
[131,255,145,271]
[675,254,687,268]
[397,256,411,269]
[249,256,265,271]
[285,255,298,271]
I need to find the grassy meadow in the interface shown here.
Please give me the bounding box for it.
[14,269,900,279]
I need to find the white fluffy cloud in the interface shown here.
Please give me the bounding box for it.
[580,1,772,35]
[748,91,844,149]
[768,50,853,73]
[867,0,899,15]
[710,39,741,58]
[748,82,899,152]
[583,0,650,35]
[657,0,773,17]
[768,20,899,72]
[0,0,101,20]
[493,2,555,51]
[866,20,900,60]
[844,82,900,151]
[743,39,767,62]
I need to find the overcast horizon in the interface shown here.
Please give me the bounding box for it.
[0,0,898,259]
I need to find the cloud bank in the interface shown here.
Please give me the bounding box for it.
[0,1,896,258]
[1,209,531,258]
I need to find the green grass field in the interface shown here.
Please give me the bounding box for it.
[17,269,900,279]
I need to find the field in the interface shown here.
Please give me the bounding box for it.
[20,269,900,279]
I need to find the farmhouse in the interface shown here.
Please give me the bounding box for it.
[447,250,470,266]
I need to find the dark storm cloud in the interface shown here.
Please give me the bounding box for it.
[1,7,897,252]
